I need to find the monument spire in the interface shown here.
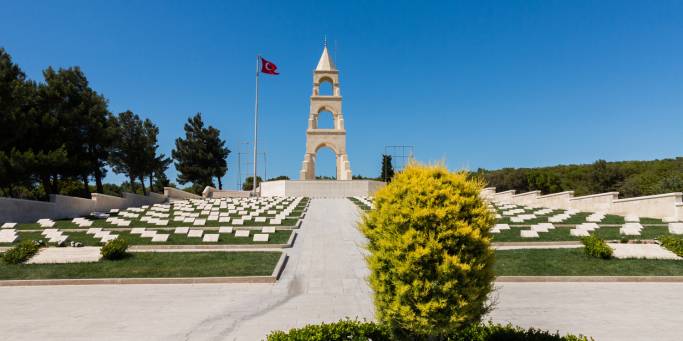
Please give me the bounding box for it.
[316,39,336,72]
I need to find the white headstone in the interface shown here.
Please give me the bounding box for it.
[218,226,234,234]
[202,234,219,242]
[235,230,250,237]
[152,234,169,242]
[253,233,269,242]
[187,229,204,238]
[174,227,190,234]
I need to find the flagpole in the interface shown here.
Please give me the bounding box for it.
[252,55,260,196]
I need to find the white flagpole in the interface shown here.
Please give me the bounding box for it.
[252,55,260,196]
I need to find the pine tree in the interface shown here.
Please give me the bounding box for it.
[380,154,395,182]
[109,111,148,193]
[172,113,229,189]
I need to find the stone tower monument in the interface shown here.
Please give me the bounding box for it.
[299,43,352,180]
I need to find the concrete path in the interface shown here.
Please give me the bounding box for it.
[489,282,683,341]
[2,199,683,340]
[27,246,101,264]
[608,243,681,260]
[0,198,373,340]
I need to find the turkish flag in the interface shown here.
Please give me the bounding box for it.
[261,57,279,75]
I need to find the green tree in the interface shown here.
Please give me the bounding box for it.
[242,176,262,191]
[172,113,229,189]
[380,154,395,182]
[109,111,148,194]
[205,125,230,189]
[362,162,495,339]
[0,48,38,197]
[267,175,290,181]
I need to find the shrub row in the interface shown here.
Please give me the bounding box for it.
[2,240,42,264]
[658,235,683,257]
[266,320,592,341]
[581,235,613,259]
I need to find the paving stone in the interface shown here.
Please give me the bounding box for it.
[27,247,102,264]
[609,243,681,260]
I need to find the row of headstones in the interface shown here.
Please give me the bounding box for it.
[353,196,374,208]
[493,222,683,238]
[85,226,276,243]
[103,198,303,227]
[116,197,303,227]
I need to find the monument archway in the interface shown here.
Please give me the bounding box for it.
[300,43,352,180]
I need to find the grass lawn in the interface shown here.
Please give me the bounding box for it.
[492,226,670,242]
[495,248,683,276]
[1,230,293,247]
[0,251,282,280]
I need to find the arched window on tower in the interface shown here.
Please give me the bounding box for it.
[318,79,333,96]
[316,110,335,129]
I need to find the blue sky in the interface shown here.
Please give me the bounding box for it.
[2,1,682,189]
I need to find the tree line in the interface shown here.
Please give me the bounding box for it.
[475,158,683,198]
[0,47,230,200]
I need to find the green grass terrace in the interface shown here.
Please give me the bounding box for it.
[0,251,282,280]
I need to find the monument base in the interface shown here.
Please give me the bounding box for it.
[260,180,385,198]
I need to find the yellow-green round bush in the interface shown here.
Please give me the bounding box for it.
[362,162,496,339]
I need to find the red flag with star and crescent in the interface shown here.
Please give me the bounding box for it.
[260,57,279,75]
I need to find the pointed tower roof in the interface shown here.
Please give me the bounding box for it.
[315,44,336,72]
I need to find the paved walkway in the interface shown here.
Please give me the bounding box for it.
[489,282,683,341]
[27,246,101,264]
[2,199,683,340]
[0,198,373,340]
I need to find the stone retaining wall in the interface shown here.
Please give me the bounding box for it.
[260,180,385,197]
[484,187,683,220]
[0,192,167,223]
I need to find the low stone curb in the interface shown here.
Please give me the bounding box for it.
[497,276,683,282]
[0,253,290,287]
[0,275,276,287]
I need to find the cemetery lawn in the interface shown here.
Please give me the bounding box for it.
[2,230,293,246]
[496,248,683,276]
[492,226,669,242]
[0,251,281,280]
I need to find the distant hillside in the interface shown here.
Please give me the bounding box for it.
[474,157,683,198]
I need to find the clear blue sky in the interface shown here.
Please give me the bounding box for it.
[2,1,682,189]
